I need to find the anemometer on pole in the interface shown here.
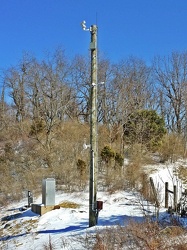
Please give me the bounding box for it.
[81,20,99,227]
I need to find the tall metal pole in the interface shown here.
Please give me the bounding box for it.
[89,24,98,227]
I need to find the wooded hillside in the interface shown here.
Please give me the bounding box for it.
[0,49,187,205]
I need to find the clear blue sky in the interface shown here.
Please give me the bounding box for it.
[0,0,187,70]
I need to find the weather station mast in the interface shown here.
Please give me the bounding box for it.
[81,20,98,227]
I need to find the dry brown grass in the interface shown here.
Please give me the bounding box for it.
[58,201,80,209]
[176,165,187,185]
[75,220,187,250]
[158,134,186,163]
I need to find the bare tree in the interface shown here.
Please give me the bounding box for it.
[97,58,113,123]
[153,51,187,134]
[70,55,91,123]
[0,83,6,130]
[26,49,73,153]
[4,64,27,122]
[104,57,154,146]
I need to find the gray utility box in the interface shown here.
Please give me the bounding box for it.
[42,178,56,206]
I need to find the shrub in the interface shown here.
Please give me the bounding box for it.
[100,146,115,164]
[115,153,124,167]
[29,119,45,136]
[77,159,87,176]
[100,146,124,168]
[123,109,166,151]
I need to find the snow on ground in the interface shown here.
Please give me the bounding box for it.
[1,161,187,249]
[0,190,158,250]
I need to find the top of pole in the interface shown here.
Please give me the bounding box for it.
[90,24,97,33]
[81,20,97,33]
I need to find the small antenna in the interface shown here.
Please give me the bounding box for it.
[96,12,98,26]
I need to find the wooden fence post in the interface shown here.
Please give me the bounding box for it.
[174,185,177,211]
[165,182,168,208]
[150,177,159,207]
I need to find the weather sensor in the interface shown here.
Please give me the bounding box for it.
[81,20,90,31]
